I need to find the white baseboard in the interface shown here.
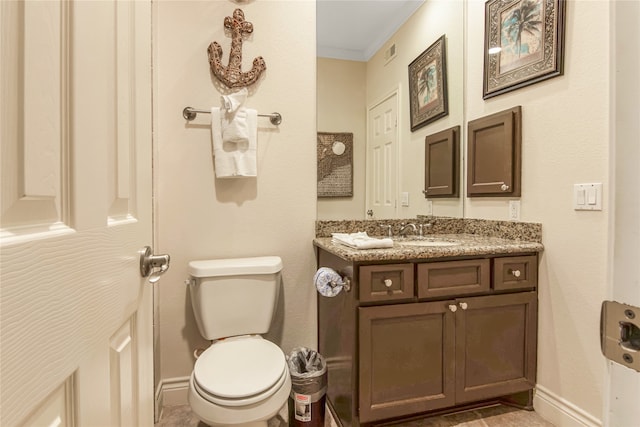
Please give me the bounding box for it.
[154,376,191,415]
[534,385,602,427]
[154,382,163,423]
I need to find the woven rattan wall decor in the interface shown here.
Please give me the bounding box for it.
[207,9,266,88]
[317,132,353,198]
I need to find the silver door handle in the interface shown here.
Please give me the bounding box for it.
[139,246,170,284]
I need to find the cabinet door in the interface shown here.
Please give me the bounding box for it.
[359,302,455,423]
[467,106,521,197]
[455,292,537,403]
[424,126,459,198]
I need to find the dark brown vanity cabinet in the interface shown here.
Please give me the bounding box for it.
[358,292,537,423]
[317,249,538,426]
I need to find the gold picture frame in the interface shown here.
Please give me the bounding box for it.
[483,0,566,99]
[408,35,448,132]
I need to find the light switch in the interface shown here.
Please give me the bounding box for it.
[587,187,597,205]
[401,192,409,207]
[426,200,433,215]
[574,183,602,211]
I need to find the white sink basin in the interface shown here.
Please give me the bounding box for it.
[396,239,460,247]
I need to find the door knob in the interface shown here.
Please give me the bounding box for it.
[448,304,458,312]
[139,246,170,284]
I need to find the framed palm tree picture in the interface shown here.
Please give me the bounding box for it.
[483,0,566,99]
[408,35,448,132]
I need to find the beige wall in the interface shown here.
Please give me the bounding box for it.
[316,58,367,220]
[153,0,317,404]
[465,1,609,424]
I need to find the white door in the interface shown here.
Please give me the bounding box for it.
[605,1,640,426]
[1,1,154,426]
[366,92,399,220]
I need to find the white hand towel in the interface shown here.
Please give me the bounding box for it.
[331,232,394,250]
[211,107,258,178]
[222,107,250,143]
[221,89,250,143]
[221,88,248,113]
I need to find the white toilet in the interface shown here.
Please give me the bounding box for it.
[186,256,291,427]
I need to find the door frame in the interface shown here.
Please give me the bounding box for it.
[604,1,640,425]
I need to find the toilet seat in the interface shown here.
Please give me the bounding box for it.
[193,336,287,407]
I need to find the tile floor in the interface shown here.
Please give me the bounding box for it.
[155,403,555,427]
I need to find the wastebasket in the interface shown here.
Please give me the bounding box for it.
[287,347,327,427]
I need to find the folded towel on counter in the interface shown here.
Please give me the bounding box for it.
[210,107,258,178]
[331,232,394,250]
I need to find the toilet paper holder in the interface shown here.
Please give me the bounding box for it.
[314,267,352,296]
[332,274,351,292]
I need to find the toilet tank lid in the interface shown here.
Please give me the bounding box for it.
[188,256,283,277]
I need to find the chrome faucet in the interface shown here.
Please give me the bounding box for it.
[398,223,418,237]
[380,224,393,238]
[418,222,432,237]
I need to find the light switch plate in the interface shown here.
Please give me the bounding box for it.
[574,183,602,211]
[509,200,521,220]
[401,192,409,207]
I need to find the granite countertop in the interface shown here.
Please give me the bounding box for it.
[313,233,544,262]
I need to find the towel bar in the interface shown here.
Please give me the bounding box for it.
[182,106,282,125]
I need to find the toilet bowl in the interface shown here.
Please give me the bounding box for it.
[186,257,290,427]
[187,335,291,426]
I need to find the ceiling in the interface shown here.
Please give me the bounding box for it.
[316,0,425,62]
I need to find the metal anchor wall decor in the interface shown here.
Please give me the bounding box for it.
[207,9,266,88]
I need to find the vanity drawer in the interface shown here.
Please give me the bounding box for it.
[493,255,537,291]
[417,259,490,299]
[359,264,414,303]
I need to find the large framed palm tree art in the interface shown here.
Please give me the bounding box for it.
[483,0,566,99]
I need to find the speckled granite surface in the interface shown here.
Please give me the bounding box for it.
[314,234,543,262]
[316,217,542,243]
[314,217,542,262]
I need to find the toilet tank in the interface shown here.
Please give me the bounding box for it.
[188,256,283,341]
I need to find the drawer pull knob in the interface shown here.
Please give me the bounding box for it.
[448,304,458,312]
[459,302,468,310]
[384,279,393,288]
[510,269,522,278]
[501,184,510,191]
